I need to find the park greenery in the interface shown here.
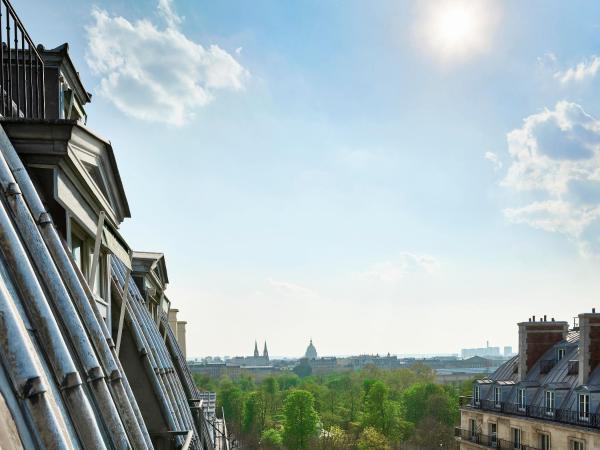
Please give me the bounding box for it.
[194,363,473,450]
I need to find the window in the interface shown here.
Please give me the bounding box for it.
[572,440,584,450]
[494,386,501,406]
[518,388,526,410]
[545,390,555,415]
[489,423,497,447]
[512,428,521,449]
[71,234,83,271]
[540,433,550,450]
[474,385,480,404]
[470,418,477,439]
[557,348,566,361]
[579,393,590,421]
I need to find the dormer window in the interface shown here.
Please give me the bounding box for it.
[474,385,480,405]
[494,386,501,407]
[557,348,566,361]
[544,390,555,416]
[517,388,526,411]
[579,393,590,421]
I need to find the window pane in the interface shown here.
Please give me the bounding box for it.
[71,236,83,270]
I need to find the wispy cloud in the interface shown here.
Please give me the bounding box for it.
[484,151,503,171]
[85,0,248,126]
[554,56,600,84]
[267,278,320,299]
[500,101,600,255]
[360,253,440,284]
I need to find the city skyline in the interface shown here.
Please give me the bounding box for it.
[18,0,600,357]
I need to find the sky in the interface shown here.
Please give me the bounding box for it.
[16,0,600,358]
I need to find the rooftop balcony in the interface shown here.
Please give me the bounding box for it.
[455,428,540,450]
[466,399,600,429]
[0,0,45,119]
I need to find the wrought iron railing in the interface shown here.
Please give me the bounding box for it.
[455,428,539,450]
[469,399,600,429]
[0,0,45,119]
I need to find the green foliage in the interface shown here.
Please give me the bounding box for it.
[402,382,459,426]
[261,428,284,450]
[361,381,411,441]
[293,361,313,378]
[282,390,319,450]
[319,425,349,450]
[357,427,390,450]
[219,381,244,433]
[243,391,266,436]
[200,365,459,450]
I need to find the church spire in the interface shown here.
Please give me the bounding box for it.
[263,341,269,360]
[254,340,259,357]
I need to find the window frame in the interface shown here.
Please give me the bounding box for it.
[545,390,555,416]
[579,393,590,421]
[571,440,584,450]
[518,388,526,411]
[474,385,480,405]
[511,427,521,449]
[494,386,501,407]
[489,422,497,446]
[557,347,566,361]
[540,433,550,450]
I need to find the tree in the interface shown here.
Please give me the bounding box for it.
[219,382,244,436]
[260,428,283,450]
[293,360,313,378]
[283,390,320,450]
[402,382,458,426]
[357,427,390,450]
[361,381,409,440]
[263,376,280,414]
[243,391,267,445]
[319,425,349,450]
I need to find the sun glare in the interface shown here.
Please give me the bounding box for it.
[418,0,498,63]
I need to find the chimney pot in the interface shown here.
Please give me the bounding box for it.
[533,315,536,322]
[544,315,547,321]
[593,308,596,314]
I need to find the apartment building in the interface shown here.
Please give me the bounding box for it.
[457,312,600,450]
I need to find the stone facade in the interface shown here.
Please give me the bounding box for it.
[459,407,600,449]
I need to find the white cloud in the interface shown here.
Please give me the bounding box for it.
[85,0,248,126]
[267,278,320,299]
[501,101,600,255]
[554,56,600,84]
[157,0,182,29]
[361,253,440,283]
[484,151,502,171]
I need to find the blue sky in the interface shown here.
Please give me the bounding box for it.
[19,0,600,357]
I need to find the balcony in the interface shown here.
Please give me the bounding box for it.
[0,0,45,119]
[455,428,539,450]
[467,399,600,429]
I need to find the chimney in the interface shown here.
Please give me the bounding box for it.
[578,311,600,385]
[168,308,179,336]
[518,319,568,381]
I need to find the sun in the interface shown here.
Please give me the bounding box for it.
[418,0,498,63]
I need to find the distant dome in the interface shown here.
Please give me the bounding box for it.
[305,339,318,360]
